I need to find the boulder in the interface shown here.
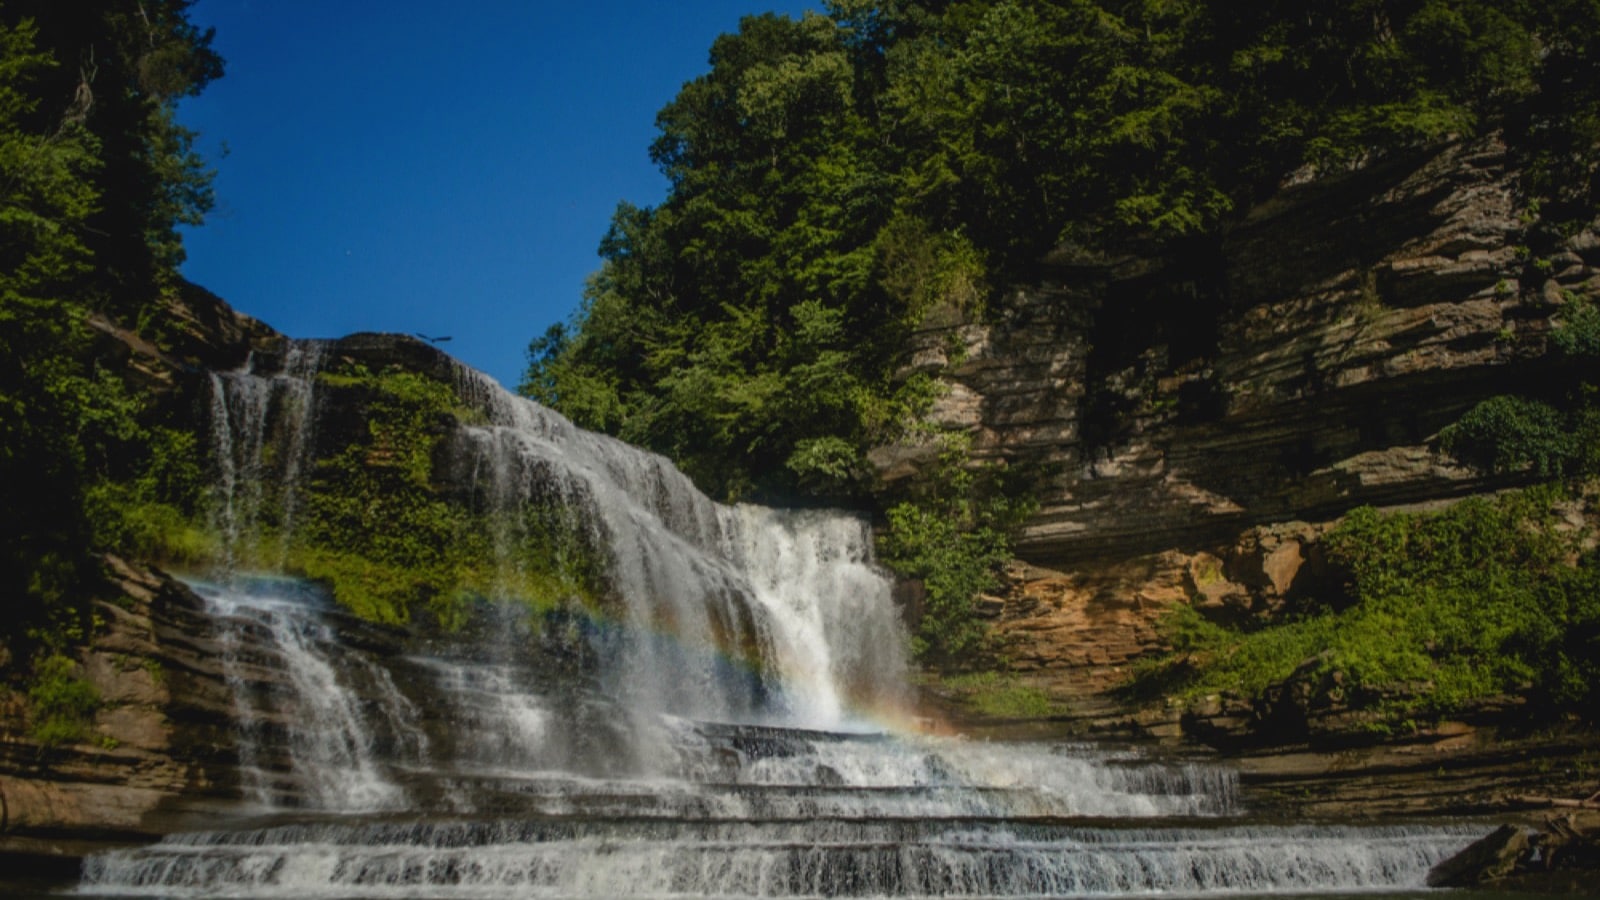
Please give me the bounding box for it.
[1427,824,1529,887]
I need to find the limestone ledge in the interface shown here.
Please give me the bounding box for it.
[874,134,1597,568]
[0,557,241,858]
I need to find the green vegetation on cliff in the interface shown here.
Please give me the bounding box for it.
[1141,303,1600,727]
[1143,484,1600,726]
[876,436,1035,667]
[1441,294,1600,479]
[289,364,604,628]
[118,360,609,631]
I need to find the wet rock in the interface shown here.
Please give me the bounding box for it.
[1427,824,1528,887]
[813,764,845,787]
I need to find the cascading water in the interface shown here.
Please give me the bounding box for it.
[206,341,329,568]
[198,577,414,811]
[73,343,1487,898]
[452,367,910,731]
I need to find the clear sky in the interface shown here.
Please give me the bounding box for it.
[179,1,816,389]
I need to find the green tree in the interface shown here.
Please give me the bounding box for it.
[0,16,107,658]
[0,2,222,664]
[530,12,930,502]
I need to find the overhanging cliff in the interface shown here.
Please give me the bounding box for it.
[880,135,1594,569]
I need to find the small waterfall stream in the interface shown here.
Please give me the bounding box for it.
[206,341,329,569]
[73,341,1485,898]
[200,577,419,811]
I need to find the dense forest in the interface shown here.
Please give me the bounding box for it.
[1,1,220,667]
[524,0,1600,504]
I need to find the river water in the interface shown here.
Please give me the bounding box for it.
[7,344,1537,898]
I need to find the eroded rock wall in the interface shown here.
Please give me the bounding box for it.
[883,135,1600,727]
[883,136,1593,566]
[0,558,242,858]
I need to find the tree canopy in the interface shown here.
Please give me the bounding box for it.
[525,0,1600,505]
[1,1,221,660]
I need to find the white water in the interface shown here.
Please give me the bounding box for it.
[206,342,328,567]
[82,820,1480,898]
[77,341,1487,897]
[454,366,907,731]
[199,578,413,811]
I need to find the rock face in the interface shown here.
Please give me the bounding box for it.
[1427,825,1529,887]
[881,134,1599,728]
[882,135,1591,565]
[0,558,243,859]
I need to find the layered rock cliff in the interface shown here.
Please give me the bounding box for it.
[0,559,242,859]
[884,135,1599,733]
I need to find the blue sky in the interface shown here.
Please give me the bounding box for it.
[180,1,816,388]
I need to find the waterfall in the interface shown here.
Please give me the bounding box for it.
[193,349,915,788]
[197,577,417,811]
[453,365,909,731]
[206,341,329,569]
[101,341,1489,899]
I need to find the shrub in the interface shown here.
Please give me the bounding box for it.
[1553,294,1600,360]
[1137,485,1600,724]
[27,653,99,745]
[878,436,1035,669]
[1439,395,1576,476]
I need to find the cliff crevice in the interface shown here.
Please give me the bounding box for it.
[884,136,1591,568]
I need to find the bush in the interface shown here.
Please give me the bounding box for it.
[881,501,1011,666]
[1138,485,1600,724]
[1440,395,1576,476]
[1553,295,1600,360]
[878,436,1035,669]
[27,653,99,745]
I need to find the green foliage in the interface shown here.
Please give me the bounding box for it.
[84,425,213,563]
[27,653,98,745]
[1553,294,1600,360]
[1506,1,1600,231]
[4,0,222,302]
[0,16,105,660]
[527,1,1599,514]
[1440,299,1600,478]
[878,437,1036,668]
[1141,486,1600,724]
[1440,395,1585,477]
[934,670,1064,719]
[289,364,603,628]
[0,2,221,665]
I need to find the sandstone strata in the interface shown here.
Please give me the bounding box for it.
[0,558,242,859]
[884,135,1599,747]
[878,135,1594,566]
